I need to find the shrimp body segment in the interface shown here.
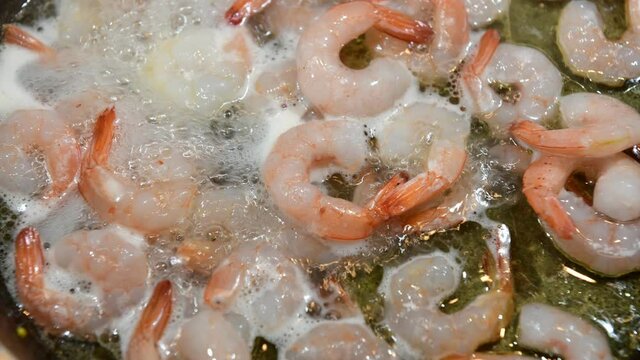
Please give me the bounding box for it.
[296,1,430,117]
[557,0,640,86]
[377,103,470,217]
[15,226,148,335]
[522,154,640,276]
[512,93,640,158]
[285,322,395,360]
[383,250,513,359]
[79,108,197,234]
[126,280,173,360]
[463,0,510,28]
[176,310,252,360]
[518,303,614,360]
[461,30,562,136]
[0,110,80,198]
[263,120,403,240]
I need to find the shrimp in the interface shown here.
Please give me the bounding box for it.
[376,102,470,217]
[460,30,562,136]
[522,153,640,276]
[366,0,470,84]
[0,110,80,198]
[296,1,432,117]
[15,226,148,335]
[284,322,396,359]
[382,227,513,359]
[126,280,173,360]
[557,0,640,86]
[2,24,55,57]
[126,283,252,360]
[141,27,252,116]
[262,120,407,240]
[511,93,640,158]
[517,303,614,360]
[446,355,534,360]
[204,243,311,334]
[401,174,475,234]
[463,0,510,28]
[79,107,197,234]
[176,310,252,360]
[225,0,332,36]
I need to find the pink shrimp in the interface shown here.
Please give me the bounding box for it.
[0,110,80,198]
[2,24,55,57]
[263,120,408,240]
[511,93,640,158]
[461,29,562,136]
[79,108,197,234]
[296,1,432,117]
[126,280,173,360]
[376,102,470,217]
[522,154,640,276]
[15,226,149,335]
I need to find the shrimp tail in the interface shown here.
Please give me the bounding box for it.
[15,227,45,289]
[372,5,433,44]
[204,261,245,309]
[467,29,500,76]
[2,24,55,56]
[225,0,272,25]
[86,107,117,167]
[378,151,465,217]
[511,120,628,157]
[126,280,173,360]
[381,174,440,216]
[522,189,576,239]
[402,205,465,234]
[366,172,409,220]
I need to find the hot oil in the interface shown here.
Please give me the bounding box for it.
[0,0,639,359]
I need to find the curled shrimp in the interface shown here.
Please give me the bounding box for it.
[126,280,173,360]
[376,102,470,217]
[0,110,80,198]
[262,120,407,240]
[383,226,513,359]
[557,0,640,86]
[461,30,562,136]
[285,322,395,359]
[15,226,148,335]
[366,0,470,84]
[517,303,614,360]
[296,1,432,117]
[79,107,197,234]
[511,93,640,158]
[522,153,640,276]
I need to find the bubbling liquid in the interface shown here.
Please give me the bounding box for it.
[0,0,526,358]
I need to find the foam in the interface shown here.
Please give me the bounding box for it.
[0,1,520,358]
